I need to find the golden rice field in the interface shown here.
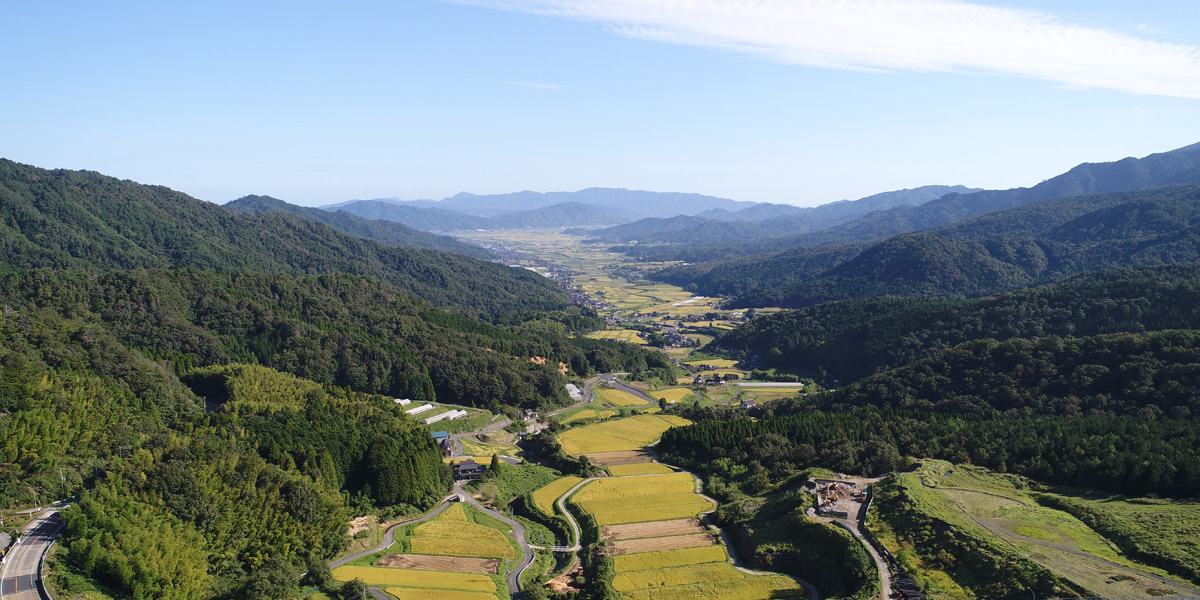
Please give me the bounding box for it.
[620,575,807,600]
[576,473,695,500]
[385,588,500,600]
[331,566,496,592]
[558,414,692,455]
[612,546,729,572]
[596,388,651,406]
[460,438,521,458]
[574,473,714,525]
[406,505,515,559]
[557,407,617,424]
[591,501,716,526]
[611,562,745,591]
[587,330,647,344]
[684,359,739,368]
[530,476,584,515]
[649,388,694,404]
[607,463,675,476]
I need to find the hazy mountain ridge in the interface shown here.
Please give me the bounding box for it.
[654,182,1200,308]
[223,194,492,259]
[579,184,978,244]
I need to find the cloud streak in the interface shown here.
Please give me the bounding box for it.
[459,0,1200,99]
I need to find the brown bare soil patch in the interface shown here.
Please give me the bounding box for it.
[546,561,582,594]
[583,450,653,466]
[531,356,547,365]
[608,532,718,555]
[376,554,499,574]
[602,518,706,541]
[347,515,376,537]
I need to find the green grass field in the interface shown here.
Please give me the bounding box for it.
[889,460,1200,597]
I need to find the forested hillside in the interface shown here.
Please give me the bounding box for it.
[0,159,569,320]
[653,183,1200,308]
[717,265,1200,381]
[223,195,492,259]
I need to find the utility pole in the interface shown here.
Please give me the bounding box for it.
[60,467,66,498]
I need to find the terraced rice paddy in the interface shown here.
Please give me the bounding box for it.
[331,566,497,592]
[603,519,707,541]
[612,546,729,572]
[609,532,718,555]
[684,359,738,368]
[607,463,675,476]
[582,450,654,466]
[557,414,691,455]
[530,476,584,515]
[385,589,499,600]
[573,473,714,526]
[596,387,651,406]
[587,329,648,344]
[557,406,617,424]
[406,503,515,560]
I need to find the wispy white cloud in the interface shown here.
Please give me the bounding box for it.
[495,80,566,90]
[458,0,1200,99]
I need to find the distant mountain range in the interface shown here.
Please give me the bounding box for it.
[573,185,978,244]
[654,180,1200,308]
[224,195,492,259]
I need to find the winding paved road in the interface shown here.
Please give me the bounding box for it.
[453,484,534,599]
[1,509,61,600]
[329,495,457,570]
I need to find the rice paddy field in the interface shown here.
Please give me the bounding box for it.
[607,463,675,476]
[595,387,652,407]
[587,329,648,344]
[888,460,1200,597]
[460,437,522,459]
[332,503,516,600]
[648,388,693,404]
[530,476,585,515]
[572,472,714,526]
[557,414,691,455]
[554,406,617,424]
[684,359,738,368]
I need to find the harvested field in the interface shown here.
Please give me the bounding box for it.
[583,450,653,466]
[376,554,499,574]
[384,588,499,600]
[557,414,691,455]
[530,476,584,515]
[607,463,674,476]
[611,562,743,591]
[609,533,717,555]
[409,538,513,560]
[603,519,706,541]
[612,545,729,572]
[620,575,807,600]
[331,566,496,591]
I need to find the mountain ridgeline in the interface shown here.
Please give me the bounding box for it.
[0,159,573,321]
[223,194,493,259]
[654,182,1200,308]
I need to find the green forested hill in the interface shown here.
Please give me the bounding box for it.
[223,194,492,259]
[0,159,568,320]
[0,268,670,410]
[717,265,1200,381]
[653,183,1200,308]
[1,302,444,598]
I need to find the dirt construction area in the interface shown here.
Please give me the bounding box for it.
[583,450,653,466]
[602,518,706,541]
[376,553,500,574]
[608,532,718,555]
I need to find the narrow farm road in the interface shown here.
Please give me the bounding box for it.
[454,483,534,599]
[329,494,457,570]
[807,508,890,600]
[600,374,658,404]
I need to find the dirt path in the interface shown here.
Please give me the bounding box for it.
[806,508,891,600]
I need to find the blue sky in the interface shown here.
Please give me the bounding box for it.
[3,1,1200,207]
